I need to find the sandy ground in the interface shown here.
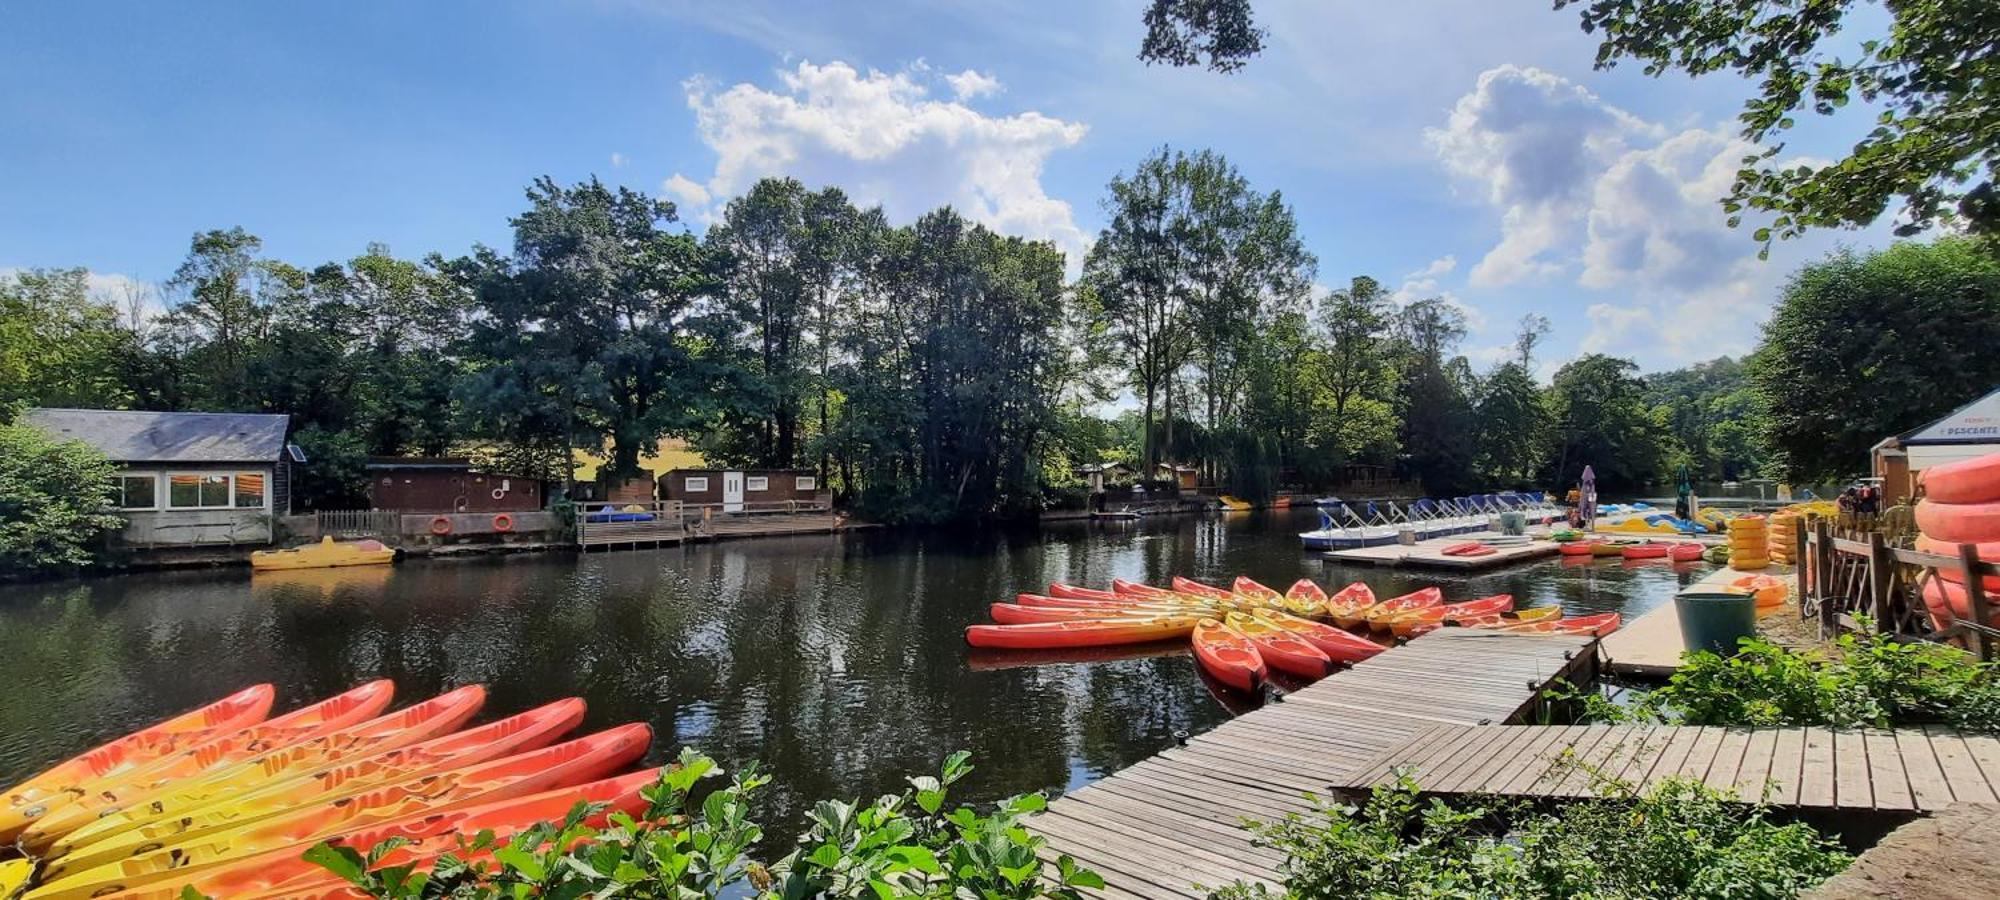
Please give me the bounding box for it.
[1806,803,2000,899]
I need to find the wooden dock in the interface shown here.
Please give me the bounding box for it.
[1600,563,1795,677]
[1323,534,1562,570]
[1031,629,1598,897]
[576,500,845,550]
[1337,723,2000,813]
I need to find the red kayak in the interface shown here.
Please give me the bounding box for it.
[1440,542,1494,557]
[1915,536,2000,590]
[1503,612,1621,636]
[1669,543,1706,562]
[1353,587,1445,630]
[1191,619,1266,693]
[1232,576,1282,603]
[1047,582,1118,601]
[1621,543,1669,559]
[1226,613,1333,678]
[1285,579,1328,606]
[1014,593,1206,613]
[1172,577,1235,601]
[1111,578,1179,600]
[965,617,1198,649]
[1253,610,1383,664]
[1916,499,2000,544]
[1558,541,1600,556]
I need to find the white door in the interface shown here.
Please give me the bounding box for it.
[723,471,745,512]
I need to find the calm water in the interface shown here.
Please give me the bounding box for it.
[0,509,1709,838]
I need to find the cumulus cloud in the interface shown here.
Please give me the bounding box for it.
[610,151,629,168]
[1389,255,1487,331]
[945,69,1002,101]
[660,173,711,209]
[666,60,1090,263]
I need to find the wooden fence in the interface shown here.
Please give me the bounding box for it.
[1796,517,2000,661]
[314,509,400,539]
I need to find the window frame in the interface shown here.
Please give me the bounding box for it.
[117,473,159,511]
[684,476,710,493]
[164,470,269,511]
[796,475,818,492]
[745,476,769,492]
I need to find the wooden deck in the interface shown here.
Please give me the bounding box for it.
[1600,563,1795,677]
[577,500,845,549]
[1031,629,1598,897]
[1323,534,1563,570]
[1337,723,2000,813]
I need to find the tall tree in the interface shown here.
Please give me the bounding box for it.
[1751,238,2000,481]
[163,227,287,407]
[1390,298,1475,493]
[1543,354,1662,491]
[0,268,135,417]
[1475,362,1547,484]
[1139,0,1265,72]
[1315,276,1394,423]
[1556,0,2000,241]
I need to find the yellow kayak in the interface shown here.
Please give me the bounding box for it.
[1,859,31,899]
[250,536,394,571]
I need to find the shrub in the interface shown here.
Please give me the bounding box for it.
[1213,774,1849,899]
[299,749,1102,899]
[0,423,124,575]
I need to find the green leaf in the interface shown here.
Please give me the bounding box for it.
[302,843,369,885]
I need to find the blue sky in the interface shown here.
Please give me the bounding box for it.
[1,0,1896,373]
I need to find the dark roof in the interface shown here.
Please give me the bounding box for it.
[366,457,475,471]
[22,408,289,463]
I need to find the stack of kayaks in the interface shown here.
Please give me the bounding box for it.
[0,683,660,899]
[966,575,1625,696]
[1915,451,2000,631]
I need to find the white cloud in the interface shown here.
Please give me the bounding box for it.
[1411,255,1457,280]
[660,173,711,210]
[1389,255,1487,331]
[610,151,628,168]
[2,267,166,327]
[667,60,1090,264]
[944,69,1002,101]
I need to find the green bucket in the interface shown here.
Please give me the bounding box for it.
[1674,591,1757,656]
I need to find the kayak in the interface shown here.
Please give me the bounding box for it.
[18,681,397,853]
[1224,612,1333,678]
[1191,618,1265,693]
[1232,576,1282,604]
[1380,594,1515,638]
[1111,579,1179,600]
[1251,610,1383,664]
[1558,541,1600,556]
[1285,579,1328,607]
[1047,582,1118,602]
[1589,542,1626,557]
[1621,543,1669,560]
[1916,500,2000,544]
[1439,542,1494,557]
[1013,593,1212,616]
[1921,453,2000,505]
[1502,612,1622,636]
[25,726,654,900]
[1171,577,1235,601]
[1,684,275,845]
[249,536,394,572]
[105,768,662,900]
[965,617,1198,649]
[1,859,30,898]
[1355,587,1445,631]
[1669,543,1706,562]
[989,603,1174,625]
[1456,606,1563,629]
[1323,582,1377,624]
[45,685,488,860]
[49,699,587,877]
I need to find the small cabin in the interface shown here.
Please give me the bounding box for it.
[365,458,545,512]
[24,408,295,547]
[659,468,822,511]
[1872,385,2000,502]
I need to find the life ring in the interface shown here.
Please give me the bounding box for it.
[492,513,515,533]
[429,516,453,536]
[491,488,506,500]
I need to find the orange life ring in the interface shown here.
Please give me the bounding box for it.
[429,516,453,536]
[492,513,514,533]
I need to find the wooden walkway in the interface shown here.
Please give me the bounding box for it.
[1031,629,1598,898]
[1600,563,1796,677]
[1338,724,2000,813]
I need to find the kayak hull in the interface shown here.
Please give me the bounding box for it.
[1192,619,1265,693]
[965,618,1197,649]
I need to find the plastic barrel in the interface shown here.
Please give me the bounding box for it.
[1674,591,1757,656]
[1498,511,1526,535]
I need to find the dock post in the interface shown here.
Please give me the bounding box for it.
[1959,543,1992,662]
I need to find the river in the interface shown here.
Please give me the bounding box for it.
[0,509,1710,841]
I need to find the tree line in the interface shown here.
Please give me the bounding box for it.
[4,149,1996,521]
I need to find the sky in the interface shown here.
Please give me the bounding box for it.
[0,0,1899,375]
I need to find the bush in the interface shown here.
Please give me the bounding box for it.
[1213,774,1849,899]
[300,749,1102,899]
[0,423,124,575]
[1566,626,2000,732]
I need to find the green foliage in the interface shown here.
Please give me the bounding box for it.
[0,268,137,417]
[1750,238,2000,484]
[1542,354,1663,492]
[1139,0,1265,72]
[1644,356,1767,481]
[1570,626,2000,732]
[1557,0,2000,242]
[301,749,1100,899]
[1214,774,1848,899]
[0,424,124,575]
[1391,298,1477,494]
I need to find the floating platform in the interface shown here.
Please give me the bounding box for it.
[1600,564,1795,678]
[1321,534,1563,570]
[1030,630,1598,898]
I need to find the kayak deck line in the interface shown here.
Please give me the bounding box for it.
[1030,629,1600,896]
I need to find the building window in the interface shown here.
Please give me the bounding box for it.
[746,476,769,492]
[118,474,157,510]
[234,472,266,508]
[684,476,709,493]
[169,473,233,509]
[796,475,817,491]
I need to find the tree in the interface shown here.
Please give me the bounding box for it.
[0,268,135,417]
[163,227,287,407]
[1514,313,1550,370]
[458,177,724,481]
[1139,0,1265,72]
[1474,362,1547,484]
[1750,238,2000,481]
[1543,354,1662,491]
[1643,356,1766,480]
[1555,0,2000,242]
[1315,276,1394,423]
[1390,298,1475,493]
[0,423,124,574]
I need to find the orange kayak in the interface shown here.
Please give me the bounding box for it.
[46,685,488,861]
[1191,619,1265,693]
[19,681,397,852]
[1915,536,2000,590]
[111,768,663,900]
[1285,579,1328,607]
[989,603,1173,625]
[1047,582,1118,601]
[1111,579,1178,600]
[1251,610,1382,664]
[1232,576,1282,604]
[1921,453,2000,505]
[1172,577,1235,601]
[1669,543,1706,562]
[1621,543,1670,560]
[1457,606,1563,629]
[29,725,653,899]
[1323,582,1377,624]
[1,684,275,845]
[49,699,587,878]
[1225,613,1333,678]
[1384,594,1514,637]
[1014,593,1210,614]
[1502,612,1621,636]
[1558,541,1600,556]
[1357,587,1444,631]
[1916,499,2000,544]
[965,617,1197,649]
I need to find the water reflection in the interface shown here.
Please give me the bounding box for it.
[0,510,1698,840]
